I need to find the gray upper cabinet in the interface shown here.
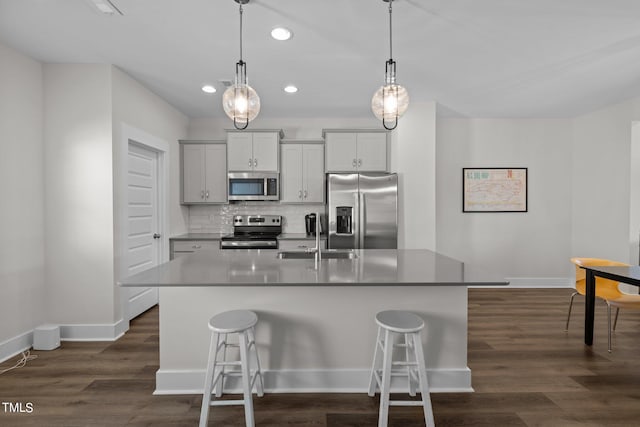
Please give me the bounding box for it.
[280,142,325,203]
[180,141,227,204]
[324,130,389,172]
[227,130,284,172]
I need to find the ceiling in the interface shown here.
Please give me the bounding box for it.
[2,0,640,119]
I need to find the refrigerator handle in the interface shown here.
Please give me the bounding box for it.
[359,193,366,249]
[353,192,359,248]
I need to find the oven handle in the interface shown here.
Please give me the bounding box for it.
[220,240,278,249]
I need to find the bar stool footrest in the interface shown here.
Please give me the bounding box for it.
[389,400,427,407]
[209,399,246,407]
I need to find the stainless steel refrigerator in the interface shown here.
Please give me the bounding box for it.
[327,173,398,249]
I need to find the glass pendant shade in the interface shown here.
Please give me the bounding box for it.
[222,83,260,126]
[371,83,409,122]
[224,0,259,130]
[372,0,409,130]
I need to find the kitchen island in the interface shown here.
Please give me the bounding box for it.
[119,248,507,395]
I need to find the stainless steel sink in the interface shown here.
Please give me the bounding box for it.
[277,250,357,260]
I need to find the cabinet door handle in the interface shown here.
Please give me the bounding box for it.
[205,191,209,199]
[297,245,308,249]
[352,159,357,168]
[248,158,252,167]
[254,158,258,167]
[298,190,303,199]
[304,190,308,199]
[192,245,201,249]
[201,190,205,199]
[358,159,362,167]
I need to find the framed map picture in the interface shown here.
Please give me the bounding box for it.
[463,168,528,212]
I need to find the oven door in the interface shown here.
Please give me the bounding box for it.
[228,172,279,201]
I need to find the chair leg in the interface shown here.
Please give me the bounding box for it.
[613,307,620,331]
[248,327,264,397]
[412,332,435,427]
[239,331,255,427]
[377,329,394,427]
[200,332,222,427]
[368,327,383,397]
[565,292,578,331]
[405,333,416,397]
[215,333,227,398]
[607,302,612,353]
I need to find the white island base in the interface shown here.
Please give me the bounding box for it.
[155,285,471,395]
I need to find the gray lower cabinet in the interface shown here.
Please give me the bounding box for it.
[170,240,219,260]
[180,141,227,204]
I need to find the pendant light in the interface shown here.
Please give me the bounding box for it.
[371,0,409,130]
[222,0,260,130]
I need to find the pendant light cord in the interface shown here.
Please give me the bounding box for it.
[388,0,393,60]
[239,4,243,62]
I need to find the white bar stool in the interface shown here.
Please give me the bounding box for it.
[199,310,264,427]
[368,310,435,427]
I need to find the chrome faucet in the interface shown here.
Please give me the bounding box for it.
[306,211,322,265]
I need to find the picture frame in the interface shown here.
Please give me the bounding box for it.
[462,167,528,213]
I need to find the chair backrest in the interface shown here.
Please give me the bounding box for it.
[571,257,629,299]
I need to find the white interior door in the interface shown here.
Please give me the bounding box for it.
[125,143,160,320]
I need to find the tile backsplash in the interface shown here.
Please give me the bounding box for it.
[189,202,325,234]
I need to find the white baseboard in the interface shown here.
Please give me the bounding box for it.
[60,318,127,341]
[0,318,128,363]
[0,330,33,364]
[154,368,473,395]
[471,277,573,289]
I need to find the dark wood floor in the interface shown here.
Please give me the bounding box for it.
[2,288,640,426]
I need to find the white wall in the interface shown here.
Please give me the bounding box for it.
[393,102,437,249]
[436,118,573,285]
[630,121,640,265]
[572,99,640,264]
[0,42,45,358]
[43,64,115,325]
[39,64,189,334]
[111,66,188,321]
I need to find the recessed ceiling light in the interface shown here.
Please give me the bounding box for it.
[271,27,293,41]
[284,85,298,93]
[202,85,217,94]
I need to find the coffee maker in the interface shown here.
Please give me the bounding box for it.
[305,213,322,236]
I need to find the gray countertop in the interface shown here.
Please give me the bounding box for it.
[119,248,508,287]
[169,233,325,241]
[170,233,226,241]
[278,233,326,240]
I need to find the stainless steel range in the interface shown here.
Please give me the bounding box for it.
[220,215,281,249]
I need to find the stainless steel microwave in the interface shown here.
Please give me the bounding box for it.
[228,172,279,201]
